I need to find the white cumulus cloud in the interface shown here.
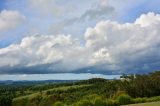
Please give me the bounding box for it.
[0,12,160,74]
[0,10,26,31]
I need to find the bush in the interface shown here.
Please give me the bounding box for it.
[133,96,160,104]
[134,98,144,103]
[117,94,132,105]
[147,96,160,102]
[141,97,147,103]
[86,94,99,101]
[46,91,51,95]
[76,100,93,106]
[53,101,64,106]
[106,99,119,106]
[94,98,106,106]
[113,91,127,99]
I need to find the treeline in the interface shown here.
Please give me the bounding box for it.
[120,71,160,97]
[0,84,32,106]
[0,80,78,106]
[50,71,160,105]
[1,71,160,106]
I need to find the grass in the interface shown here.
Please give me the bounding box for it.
[13,84,91,101]
[12,84,93,106]
[124,102,160,106]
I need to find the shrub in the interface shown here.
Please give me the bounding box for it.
[94,98,106,106]
[53,101,64,106]
[86,94,99,101]
[147,96,160,102]
[141,97,147,103]
[113,91,127,99]
[133,96,160,104]
[46,91,51,95]
[76,100,93,106]
[106,99,119,106]
[134,98,144,103]
[117,94,132,105]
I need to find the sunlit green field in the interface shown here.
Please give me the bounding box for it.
[124,102,160,106]
[13,84,91,101]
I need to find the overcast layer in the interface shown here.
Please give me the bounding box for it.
[0,0,160,75]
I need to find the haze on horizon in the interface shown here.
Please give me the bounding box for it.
[0,0,160,80]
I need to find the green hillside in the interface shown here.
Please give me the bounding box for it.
[0,71,160,106]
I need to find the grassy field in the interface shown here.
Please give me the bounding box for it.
[12,84,93,106]
[124,102,160,106]
[13,84,91,100]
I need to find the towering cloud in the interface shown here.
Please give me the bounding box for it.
[0,12,160,74]
[85,12,160,73]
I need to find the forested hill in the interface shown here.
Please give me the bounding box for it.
[0,71,160,106]
[0,80,79,86]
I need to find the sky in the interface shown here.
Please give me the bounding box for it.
[0,0,160,80]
